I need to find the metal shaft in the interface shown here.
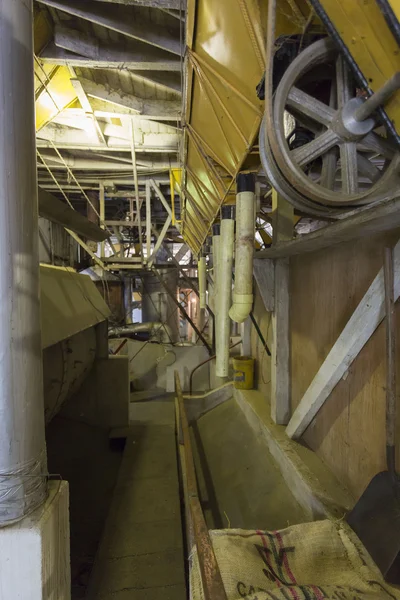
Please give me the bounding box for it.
[0,0,47,524]
[354,72,400,122]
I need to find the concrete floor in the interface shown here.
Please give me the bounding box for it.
[86,397,186,600]
[192,397,307,530]
[47,393,309,599]
[46,415,123,599]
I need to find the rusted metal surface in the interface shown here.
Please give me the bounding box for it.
[175,371,228,600]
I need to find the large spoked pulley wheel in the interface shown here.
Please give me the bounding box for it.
[261,37,400,212]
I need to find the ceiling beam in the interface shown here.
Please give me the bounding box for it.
[52,26,181,76]
[40,43,181,71]
[37,152,178,170]
[79,78,181,120]
[37,123,180,150]
[36,0,181,55]
[69,72,107,146]
[92,0,181,8]
[38,188,109,241]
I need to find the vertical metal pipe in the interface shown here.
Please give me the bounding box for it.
[124,277,133,324]
[0,0,47,524]
[100,182,105,258]
[216,210,235,377]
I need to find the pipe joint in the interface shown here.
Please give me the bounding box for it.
[229,293,254,324]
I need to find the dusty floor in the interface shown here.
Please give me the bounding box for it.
[46,415,123,599]
[86,396,186,600]
[46,393,309,598]
[191,397,307,530]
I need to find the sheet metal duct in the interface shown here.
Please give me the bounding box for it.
[142,268,180,343]
[40,265,111,423]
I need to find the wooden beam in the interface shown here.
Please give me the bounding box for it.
[38,187,109,242]
[38,123,179,150]
[69,75,107,146]
[36,0,181,55]
[54,24,99,58]
[52,27,182,85]
[41,42,180,72]
[174,243,190,263]
[40,43,181,73]
[256,195,400,260]
[271,191,293,425]
[147,215,172,266]
[253,258,274,312]
[286,237,400,440]
[65,228,107,270]
[79,78,180,120]
[92,0,181,8]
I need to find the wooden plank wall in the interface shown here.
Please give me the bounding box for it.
[252,230,400,500]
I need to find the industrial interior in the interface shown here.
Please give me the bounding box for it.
[2,0,400,598]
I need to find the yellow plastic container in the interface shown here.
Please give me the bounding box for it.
[233,356,254,390]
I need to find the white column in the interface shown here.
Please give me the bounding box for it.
[0,0,47,524]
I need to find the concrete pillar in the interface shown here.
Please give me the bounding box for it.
[0,0,47,525]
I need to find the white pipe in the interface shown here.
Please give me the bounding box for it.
[216,214,235,377]
[229,176,255,323]
[0,0,47,524]
[198,256,207,309]
[211,228,220,314]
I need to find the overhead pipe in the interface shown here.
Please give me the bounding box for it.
[216,208,235,378]
[229,173,256,324]
[108,322,173,344]
[0,0,47,524]
[198,254,207,310]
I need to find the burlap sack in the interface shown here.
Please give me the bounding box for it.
[190,520,400,599]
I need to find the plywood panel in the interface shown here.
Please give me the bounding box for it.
[290,230,400,500]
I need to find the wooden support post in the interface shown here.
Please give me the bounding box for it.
[271,190,293,424]
[286,237,400,440]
